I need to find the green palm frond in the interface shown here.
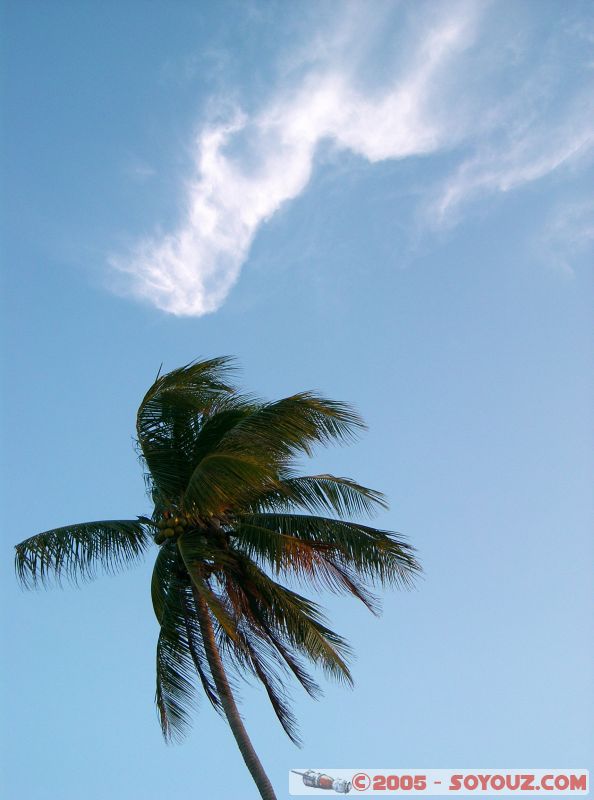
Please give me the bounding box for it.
[152,545,220,740]
[221,621,302,745]
[150,542,180,626]
[217,393,366,462]
[234,513,421,588]
[156,624,198,743]
[15,520,151,588]
[180,588,222,713]
[179,395,368,515]
[176,534,244,643]
[252,473,388,518]
[255,620,323,700]
[210,561,324,706]
[137,357,237,438]
[228,518,380,612]
[178,534,352,686]
[136,357,237,498]
[188,397,258,466]
[220,552,353,685]
[183,452,281,516]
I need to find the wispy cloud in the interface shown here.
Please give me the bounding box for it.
[111,1,593,316]
[124,161,157,182]
[431,89,594,223]
[538,199,594,276]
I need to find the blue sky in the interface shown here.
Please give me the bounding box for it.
[1,1,592,798]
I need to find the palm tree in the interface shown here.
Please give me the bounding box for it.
[15,357,420,800]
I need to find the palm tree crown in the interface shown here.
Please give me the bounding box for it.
[15,357,420,800]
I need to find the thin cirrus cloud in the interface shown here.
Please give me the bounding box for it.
[432,89,594,224]
[110,2,593,316]
[538,199,594,276]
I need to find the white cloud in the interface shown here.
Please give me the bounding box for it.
[111,1,593,316]
[110,3,480,316]
[432,93,594,224]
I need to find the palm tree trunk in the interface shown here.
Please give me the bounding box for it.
[192,587,279,800]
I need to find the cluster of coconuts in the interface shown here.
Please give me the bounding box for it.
[154,513,191,545]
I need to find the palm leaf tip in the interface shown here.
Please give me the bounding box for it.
[235,512,421,591]
[260,474,388,518]
[152,551,212,743]
[156,632,199,743]
[223,625,304,745]
[212,393,366,470]
[137,356,238,429]
[14,520,151,589]
[135,357,240,500]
